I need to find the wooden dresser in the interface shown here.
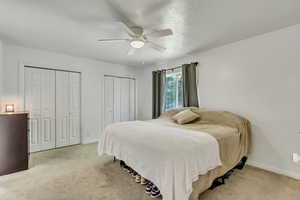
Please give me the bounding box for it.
[0,113,29,176]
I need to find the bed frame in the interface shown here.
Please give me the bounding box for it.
[209,156,248,190]
[115,156,248,191]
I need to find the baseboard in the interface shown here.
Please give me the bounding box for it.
[247,160,300,180]
[82,138,98,145]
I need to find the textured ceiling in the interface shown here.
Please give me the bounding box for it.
[0,0,300,67]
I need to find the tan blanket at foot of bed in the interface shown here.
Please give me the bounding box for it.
[149,107,251,200]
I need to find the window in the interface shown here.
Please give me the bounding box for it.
[164,70,183,111]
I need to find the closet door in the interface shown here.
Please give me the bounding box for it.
[40,69,56,150]
[25,67,55,152]
[113,78,121,123]
[103,76,136,128]
[120,78,130,122]
[69,72,81,145]
[56,71,70,148]
[129,79,136,121]
[104,76,114,127]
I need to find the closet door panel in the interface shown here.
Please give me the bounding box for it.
[40,69,56,150]
[120,78,130,122]
[40,70,55,150]
[129,79,136,121]
[56,71,70,148]
[25,68,41,152]
[69,72,81,145]
[25,67,55,152]
[104,77,114,128]
[113,78,121,123]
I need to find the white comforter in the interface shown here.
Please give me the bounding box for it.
[98,121,221,200]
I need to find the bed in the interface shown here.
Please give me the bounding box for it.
[98,107,251,200]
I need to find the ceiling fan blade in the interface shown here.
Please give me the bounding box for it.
[121,21,141,37]
[148,41,166,52]
[127,48,137,55]
[145,29,173,38]
[105,0,139,36]
[98,39,129,42]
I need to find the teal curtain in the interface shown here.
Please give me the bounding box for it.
[152,70,166,119]
[182,63,199,107]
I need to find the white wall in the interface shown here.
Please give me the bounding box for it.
[1,43,138,144]
[137,24,300,179]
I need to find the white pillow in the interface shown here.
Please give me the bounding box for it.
[172,109,199,124]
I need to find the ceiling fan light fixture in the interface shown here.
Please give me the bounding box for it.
[130,40,145,48]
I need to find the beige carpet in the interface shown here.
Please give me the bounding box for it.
[0,144,299,200]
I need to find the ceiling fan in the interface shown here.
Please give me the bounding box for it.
[98,26,173,54]
[97,1,173,55]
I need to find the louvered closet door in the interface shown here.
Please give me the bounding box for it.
[25,67,55,152]
[56,71,70,147]
[69,72,81,145]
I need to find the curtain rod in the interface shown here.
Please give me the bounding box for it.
[154,62,198,72]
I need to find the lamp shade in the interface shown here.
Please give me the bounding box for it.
[5,104,15,112]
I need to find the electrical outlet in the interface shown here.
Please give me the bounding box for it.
[292,153,300,163]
